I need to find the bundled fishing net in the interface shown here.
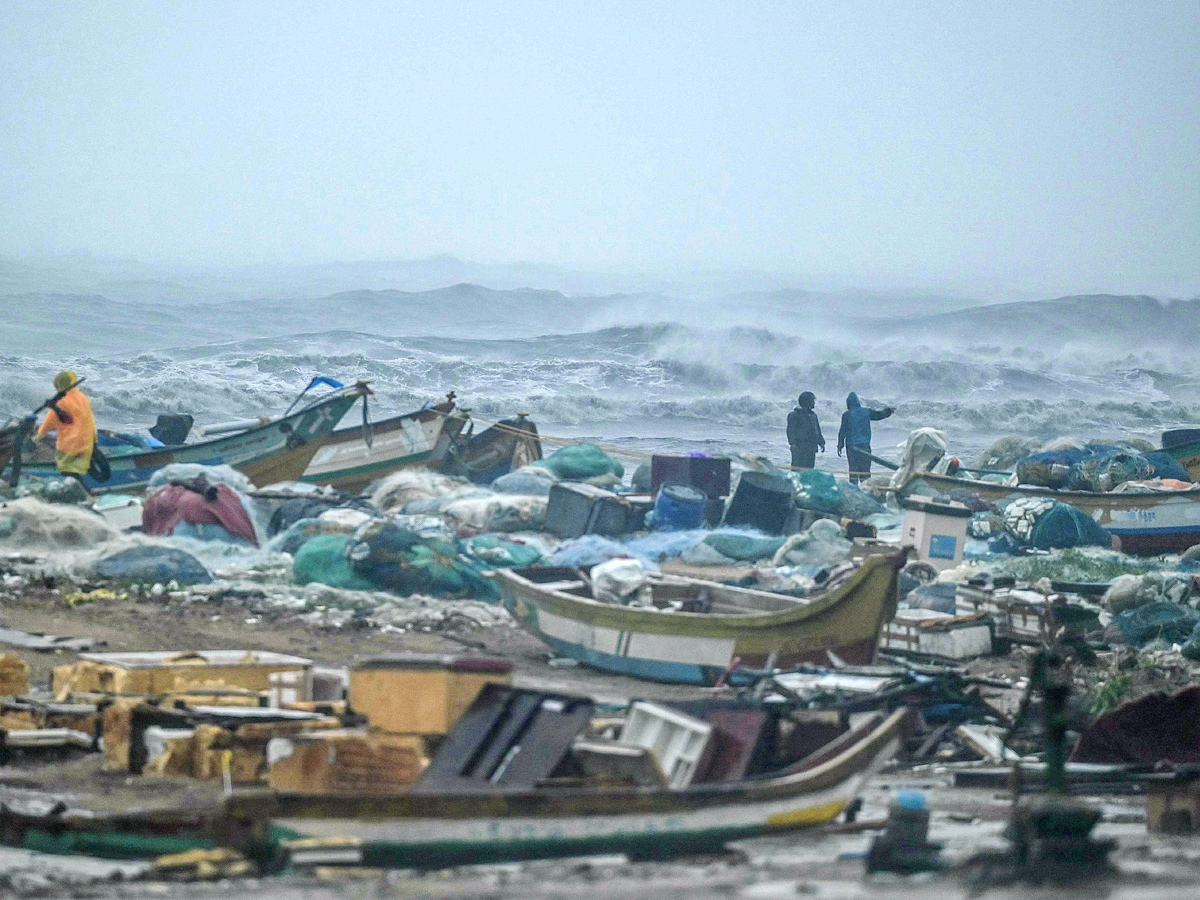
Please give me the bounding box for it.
[0,497,121,551]
[346,519,496,600]
[371,470,473,514]
[529,444,624,481]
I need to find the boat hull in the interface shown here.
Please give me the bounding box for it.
[300,400,465,493]
[492,554,904,685]
[229,708,910,869]
[13,388,366,494]
[916,472,1200,555]
[1163,433,1200,483]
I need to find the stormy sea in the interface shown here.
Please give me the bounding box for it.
[2,256,1198,468]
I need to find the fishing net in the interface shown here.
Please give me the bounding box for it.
[346,520,496,600]
[531,444,624,481]
[787,468,841,514]
[293,533,377,591]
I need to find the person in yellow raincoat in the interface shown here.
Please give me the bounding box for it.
[34,370,96,484]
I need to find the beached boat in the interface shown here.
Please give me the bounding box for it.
[299,395,543,493]
[9,384,369,494]
[299,393,468,493]
[489,552,906,685]
[224,707,910,868]
[907,471,1200,554]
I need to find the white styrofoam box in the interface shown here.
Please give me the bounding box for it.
[92,495,144,531]
[619,701,712,789]
[883,608,993,659]
[900,495,971,572]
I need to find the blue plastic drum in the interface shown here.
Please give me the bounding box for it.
[653,483,708,530]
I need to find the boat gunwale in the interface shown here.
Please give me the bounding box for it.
[230,707,912,821]
[490,553,901,633]
[913,471,1200,503]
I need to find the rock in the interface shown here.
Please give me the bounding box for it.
[1103,574,1143,613]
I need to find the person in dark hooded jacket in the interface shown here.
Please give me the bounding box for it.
[786,391,824,469]
[837,392,894,484]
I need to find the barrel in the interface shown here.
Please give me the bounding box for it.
[652,483,708,530]
[723,471,796,535]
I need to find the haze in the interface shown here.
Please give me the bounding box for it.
[2,1,1198,300]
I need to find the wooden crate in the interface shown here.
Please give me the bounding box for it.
[882,609,993,660]
[267,729,427,795]
[349,654,512,735]
[0,655,29,697]
[52,650,312,700]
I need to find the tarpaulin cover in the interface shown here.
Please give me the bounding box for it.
[142,482,258,546]
[1115,600,1200,647]
[1072,685,1200,764]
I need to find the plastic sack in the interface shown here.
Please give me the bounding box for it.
[293,533,376,591]
[531,444,624,481]
[591,558,649,604]
[94,545,212,584]
[1115,601,1200,648]
[788,468,842,514]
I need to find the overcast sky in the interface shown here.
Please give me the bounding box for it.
[1,1,1197,297]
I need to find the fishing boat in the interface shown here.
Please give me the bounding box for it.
[223,707,911,869]
[8,384,369,494]
[299,396,543,493]
[904,471,1200,555]
[489,552,906,685]
[299,393,468,493]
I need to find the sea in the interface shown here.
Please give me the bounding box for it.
[2,260,1198,473]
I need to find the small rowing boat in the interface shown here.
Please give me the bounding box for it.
[299,395,543,493]
[299,393,467,493]
[489,552,906,685]
[9,385,369,494]
[223,707,911,869]
[904,471,1200,555]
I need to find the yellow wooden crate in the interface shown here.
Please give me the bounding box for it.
[52,650,312,699]
[349,654,512,735]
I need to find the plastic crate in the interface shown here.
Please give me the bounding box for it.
[620,701,712,788]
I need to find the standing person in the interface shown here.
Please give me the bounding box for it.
[786,391,824,469]
[34,370,96,489]
[837,392,894,484]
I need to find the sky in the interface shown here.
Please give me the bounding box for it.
[1,1,1198,298]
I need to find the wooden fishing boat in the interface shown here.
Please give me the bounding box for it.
[489,552,906,685]
[224,707,911,869]
[299,395,543,493]
[907,471,1200,555]
[299,393,468,493]
[10,385,368,495]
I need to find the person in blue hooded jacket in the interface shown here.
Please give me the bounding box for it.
[837,392,894,484]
